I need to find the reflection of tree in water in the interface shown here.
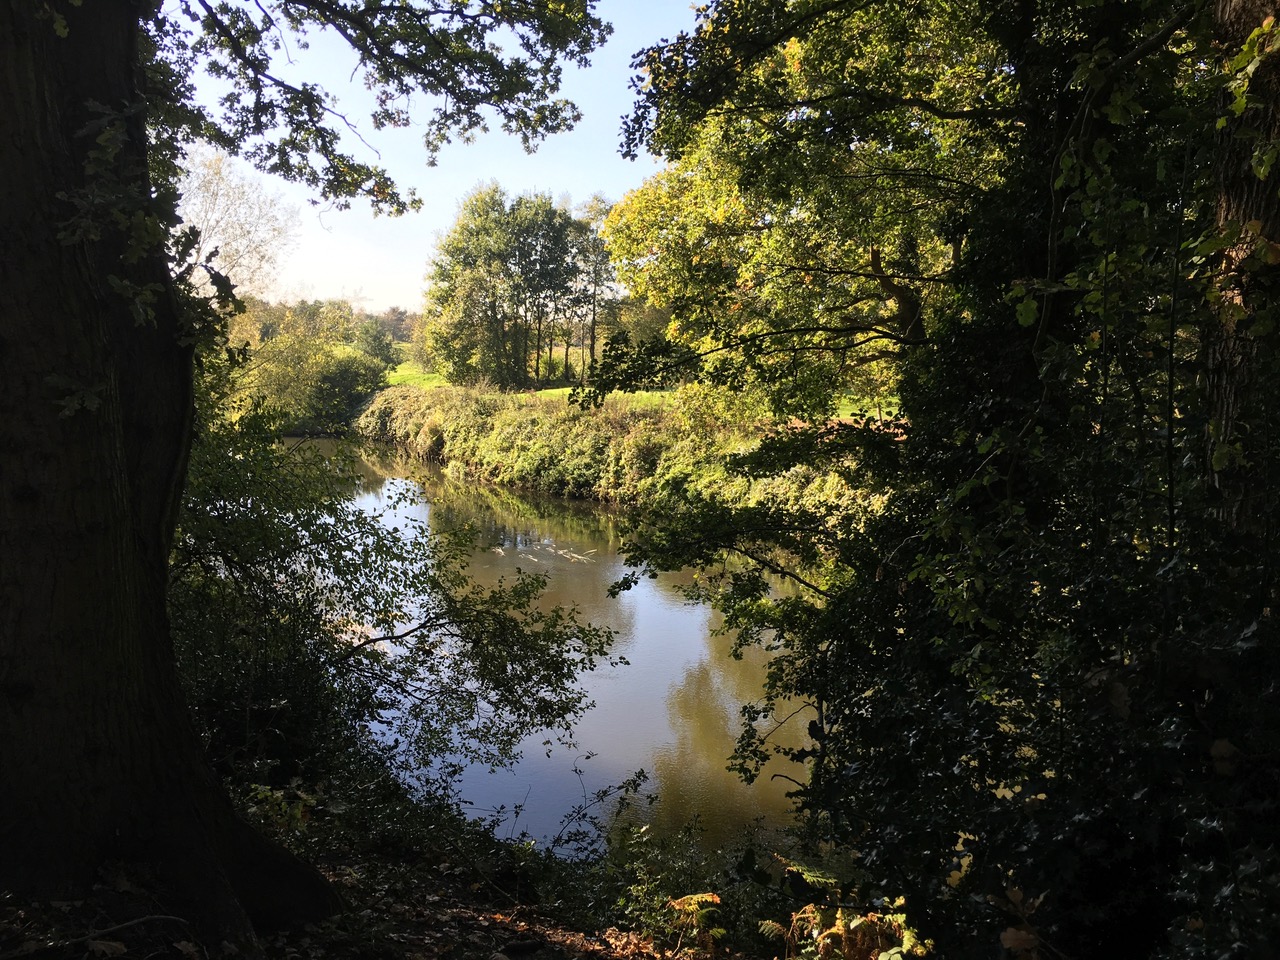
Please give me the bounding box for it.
[639,643,804,846]
[295,437,391,494]
[343,444,804,843]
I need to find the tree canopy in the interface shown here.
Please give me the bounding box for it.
[153,0,610,211]
[593,0,1280,955]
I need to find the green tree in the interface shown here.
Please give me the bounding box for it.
[352,316,399,365]
[569,193,622,381]
[229,298,392,432]
[599,1,1280,955]
[422,184,582,387]
[376,305,416,342]
[0,0,607,946]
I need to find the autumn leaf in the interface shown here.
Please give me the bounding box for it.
[1000,927,1038,952]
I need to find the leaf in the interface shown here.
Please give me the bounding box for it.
[1000,927,1038,951]
[1016,298,1039,327]
[86,941,128,957]
[758,919,787,939]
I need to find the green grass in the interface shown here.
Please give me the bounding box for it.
[381,364,671,412]
[387,364,875,421]
[386,359,447,390]
[522,386,673,412]
[836,393,899,420]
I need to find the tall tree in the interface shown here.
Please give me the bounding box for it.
[1207,0,1280,538]
[0,0,607,945]
[571,194,620,380]
[600,0,1280,954]
[177,144,297,297]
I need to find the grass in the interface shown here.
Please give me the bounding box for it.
[386,354,878,422]
[517,386,671,410]
[836,393,899,420]
[383,361,671,412]
[386,358,448,390]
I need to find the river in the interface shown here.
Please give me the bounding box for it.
[346,449,806,849]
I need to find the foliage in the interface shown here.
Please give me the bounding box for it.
[355,382,766,504]
[353,318,399,366]
[760,902,924,960]
[226,297,393,432]
[154,2,610,214]
[590,1,1280,957]
[420,184,621,388]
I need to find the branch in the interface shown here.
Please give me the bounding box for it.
[869,245,925,341]
[767,88,1019,123]
[728,543,832,598]
[334,618,442,664]
[1107,2,1198,79]
[195,0,378,148]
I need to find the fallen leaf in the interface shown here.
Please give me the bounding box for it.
[1000,927,1038,951]
[86,941,128,957]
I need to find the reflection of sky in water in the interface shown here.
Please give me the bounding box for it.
[352,466,806,847]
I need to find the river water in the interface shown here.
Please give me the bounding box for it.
[348,452,805,848]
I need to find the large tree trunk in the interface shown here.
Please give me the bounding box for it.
[0,2,339,945]
[1207,0,1280,541]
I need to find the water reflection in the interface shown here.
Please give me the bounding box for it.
[348,449,806,847]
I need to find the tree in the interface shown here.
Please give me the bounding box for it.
[375,305,416,342]
[422,184,582,387]
[177,143,297,297]
[570,194,621,381]
[225,298,396,432]
[0,0,607,946]
[599,1,1280,955]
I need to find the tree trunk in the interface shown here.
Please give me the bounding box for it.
[1207,0,1280,539]
[0,2,339,945]
[588,282,598,383]
[534,308,544,383]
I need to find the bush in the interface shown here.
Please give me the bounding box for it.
[234,335,390,434]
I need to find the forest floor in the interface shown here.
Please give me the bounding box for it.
[0,818,737,960]
[0,857,681,960]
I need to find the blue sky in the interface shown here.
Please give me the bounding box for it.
[231,0,700,312]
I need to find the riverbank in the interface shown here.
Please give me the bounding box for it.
[354,383,768,505]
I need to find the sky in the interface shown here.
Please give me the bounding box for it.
[210,0,701,313]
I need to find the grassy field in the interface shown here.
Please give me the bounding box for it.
[386,358,448,390]
[835,393,899,420]
[385,356,671,409]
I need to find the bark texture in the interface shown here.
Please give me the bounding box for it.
[0,1,339,943]
[1208,0,1280,538]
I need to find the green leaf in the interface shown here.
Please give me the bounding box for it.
[1016,298,1039,327]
